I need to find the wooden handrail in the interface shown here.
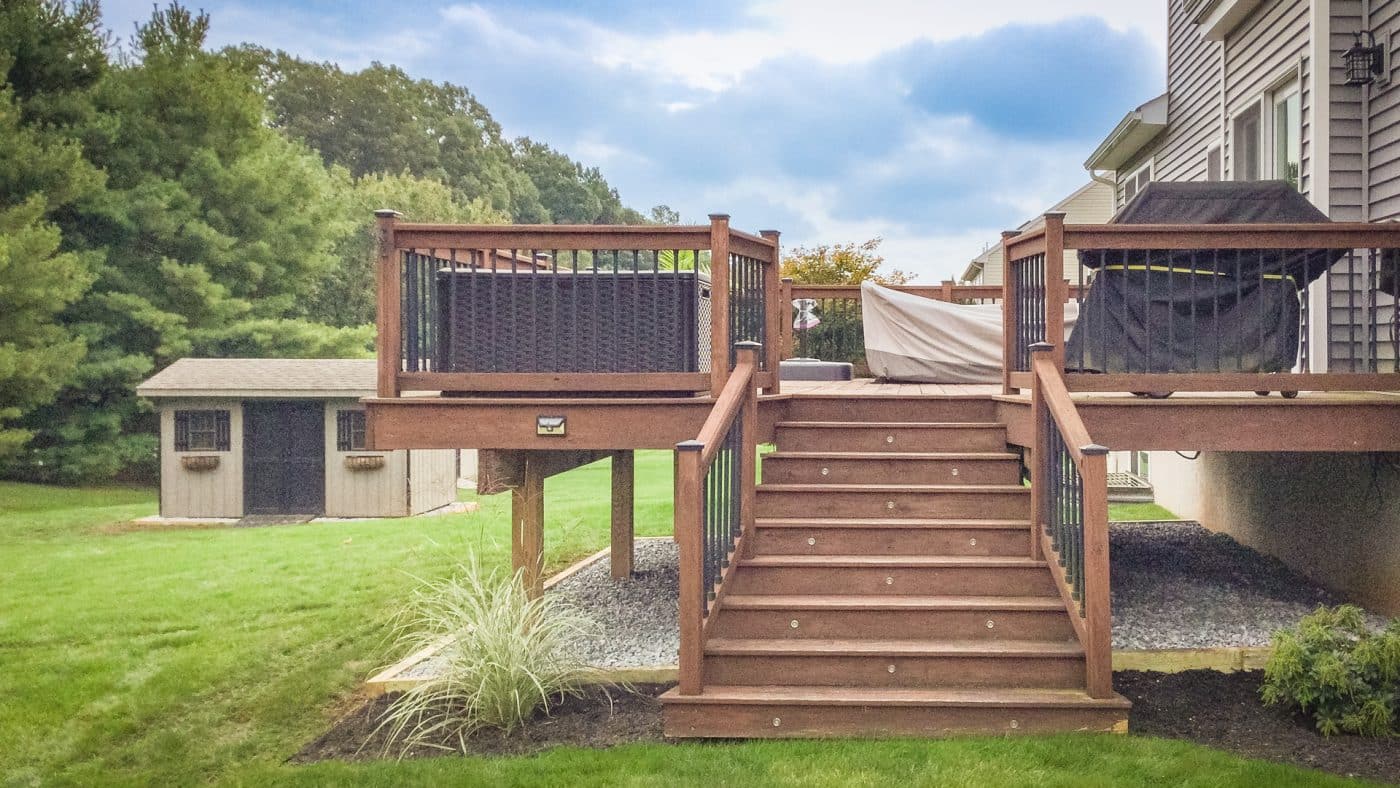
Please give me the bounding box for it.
[1029,344,1112,699]
[1032,356,1094,459]
[694,356,756,468]
[675,343,761,695]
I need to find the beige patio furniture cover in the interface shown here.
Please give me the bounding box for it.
[861,282,1079,383]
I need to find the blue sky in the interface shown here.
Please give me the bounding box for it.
[101,0,1167,281]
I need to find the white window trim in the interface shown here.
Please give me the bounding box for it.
[1228,68,1300,182]
[1263,73,1301,183]
[1206,142,1224,181]
[1121,159,1154,206]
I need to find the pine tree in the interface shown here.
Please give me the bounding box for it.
[0,1,104,463]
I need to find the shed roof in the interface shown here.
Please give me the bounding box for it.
[137,358,376,399]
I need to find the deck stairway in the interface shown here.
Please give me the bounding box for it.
[661,396,1130,737]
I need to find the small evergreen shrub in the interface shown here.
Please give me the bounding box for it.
[1261,605,1399,737]
[377,556,601,753]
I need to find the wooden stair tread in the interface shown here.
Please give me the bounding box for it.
[661,685,1131,709]
[705,638,1083,657]
[721,594,1063,611]
[743,555,1048,568]
[764,451,1019,461]
[775,421,1005,429]
[755,517,1029,529]
[757,483,1030,493]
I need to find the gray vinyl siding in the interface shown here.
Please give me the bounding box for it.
[1155,0,1226,186]
[1366,0,1400,221]
[1330,0,1365,221]
[1327,0,1399,371]
[1222,0,1312,193]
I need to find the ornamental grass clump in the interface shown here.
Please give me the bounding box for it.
[1261,605,1399,737]
[377,557,601,754]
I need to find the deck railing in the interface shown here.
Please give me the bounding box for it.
[785,282,1026,367]
[1028,343,1112,699]
[675,342,760,694]
[375,211,782,398]
[1003,212,1400,394]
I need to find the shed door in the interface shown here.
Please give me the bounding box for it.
[243,401,325,515]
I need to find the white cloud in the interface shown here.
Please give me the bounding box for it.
[547,0,1168,92]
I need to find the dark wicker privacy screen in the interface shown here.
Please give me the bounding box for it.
[431,268,712,374]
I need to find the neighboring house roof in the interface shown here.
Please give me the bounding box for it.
[1084,93,1168,172]
[960,181,1115,285]
[137,358,376,399]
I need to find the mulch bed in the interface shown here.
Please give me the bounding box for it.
[291,684,666,762]
[295,674,1397,784]
[1118,670,1399,784]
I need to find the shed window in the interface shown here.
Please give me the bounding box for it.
[174,410,230,451]
[336,410,367,451]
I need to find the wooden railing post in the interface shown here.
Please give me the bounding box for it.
[1080,443,1113,699]
[735,342,760,557]
[759,231,782,394]
[1043,212,1067,372]
[1028,342,1053,561]
[675,439,704,695]
[779,277,795,360]
[375,209,403,398]
[709,214,731,395]
[940,279,955,302]
[1000,230,1021,394]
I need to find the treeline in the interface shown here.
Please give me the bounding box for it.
[0,1,665,483]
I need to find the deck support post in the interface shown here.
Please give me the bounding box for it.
[610,450,635,579]
[511,454,546,599]
[374,209,403,400]
[999,230,1021,395]
[675,441,704,694]
[709,214,731,395]
[759,230,783,395]
[1043,212,1068,371]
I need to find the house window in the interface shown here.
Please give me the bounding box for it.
[174,410,230,452]
[1233,102,1262,181]
[1272,85,1301,189]
[1206,145,1223,181]
[1122,162,1153,204]
[336,409,367,451]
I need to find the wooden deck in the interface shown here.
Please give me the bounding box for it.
[781,378,1400,403]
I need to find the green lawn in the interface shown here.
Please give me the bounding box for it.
[0,456,1350,786]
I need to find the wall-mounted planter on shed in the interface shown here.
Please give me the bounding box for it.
[180,455,220,472]
[344,455,386,471]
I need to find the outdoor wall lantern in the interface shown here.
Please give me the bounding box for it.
[1344,30,1386,86]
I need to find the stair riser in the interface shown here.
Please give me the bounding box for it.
[783,399,998,424]
[777,426,1007,453]
[664,704,1129,738]
[762,457,1020,486]
[729,566,1057,596]
[752,526,1030,556]
[756,490,1028,519]
[703,655,1084,689]
[711,609,1075,641]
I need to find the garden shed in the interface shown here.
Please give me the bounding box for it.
[137,358,459,520]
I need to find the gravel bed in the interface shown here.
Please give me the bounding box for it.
[397,523,1387,678]
[552,540,679,669]
[1110,521,1387,649]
